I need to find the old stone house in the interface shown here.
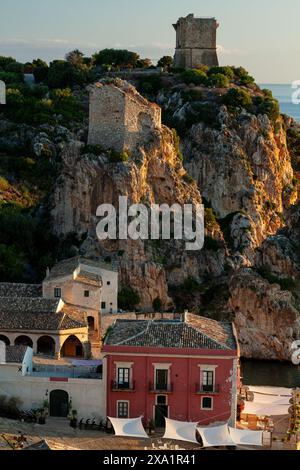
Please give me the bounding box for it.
[88,80,161,152]
[0,257,118,359]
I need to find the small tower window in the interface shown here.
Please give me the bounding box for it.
[84,290,90,298]
[54,288,61,298]
[107,281,111,286]
[101,302,106,309]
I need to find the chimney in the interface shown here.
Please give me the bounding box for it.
[183,310,189,322]
[46,267,50,278]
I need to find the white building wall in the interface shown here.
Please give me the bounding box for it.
[98,268,118,314]
[0,375,106,420]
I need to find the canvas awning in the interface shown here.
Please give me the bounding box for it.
[197,424,235,448]
[108,417,149,439]
[228,427,263,447]
[248,386,292,396]
[243,402,290,416]
[244,385,292,416]
[163,418,199,444]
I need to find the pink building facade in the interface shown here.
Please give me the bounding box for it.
[103,314,239,427]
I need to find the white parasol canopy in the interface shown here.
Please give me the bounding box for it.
[243,402,290,416]
[197,424,235,448]
[229,427,263,446]
[108,417,149,439]
[163,418,199,444]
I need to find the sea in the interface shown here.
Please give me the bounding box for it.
[241,84,300,388]
[260,83,300,122]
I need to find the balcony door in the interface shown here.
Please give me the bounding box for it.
[202,370,214,392]
[118,368,130,389]
[155,369,168,391]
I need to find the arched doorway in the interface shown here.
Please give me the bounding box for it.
[0,335,10,346]
[87,316,95,331]
[14,336,33,348]
[61,336,83,358]
[49,390,69,417]
[37,336,55,356]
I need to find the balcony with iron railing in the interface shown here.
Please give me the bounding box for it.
[111,381,136,392]
[149,382,173,393]
[195,384,220,395]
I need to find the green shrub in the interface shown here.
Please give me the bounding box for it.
[153,297,162,311]
[182,89,203,102]
[205,208,218,229]
[223,88,252,109]
[108,150,130,163]
[181,69,208,85]
[138,75,162,95]
[208,66,235,79]
[182,173,195,184]
[207,73,229,88]
[182,277,200,292]
[0,177,10,192]
[257,268,296,291]
[172,129,183,161]
[118,287,141,310]
[232,67,255,85]
[204,236,222,251]
[186,102,219,127]
[254,96,280,123]
[81,144,104,155]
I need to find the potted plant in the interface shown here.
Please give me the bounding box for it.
[70,409,78,429]
[38,410,46,425]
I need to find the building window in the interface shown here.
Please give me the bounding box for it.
[155,369,169,391]
[101,302,106,309]
[107,281,111,286]
[117,401,129,418]
[54,288,61,298]
[202,370,214,392]
[117,368,130,389]
[201,397,213,410]
[84,290,90,298]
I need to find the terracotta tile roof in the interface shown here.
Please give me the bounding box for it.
[105,314,237,350]
[0,283,42,298]
[0,299,86,331]
[46,257,118,281]
[5,345,27,363]
[0,297,60,314]
[0,310,80,331]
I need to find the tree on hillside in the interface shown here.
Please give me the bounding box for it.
[46,60,93,88]
[136,58,152,69]
[65,49,85,65]
[93,48,140,69]
[157,56,173,69]
[0,56,16,69]
[32,59,49,83]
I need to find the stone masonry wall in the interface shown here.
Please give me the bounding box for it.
[173,14,219,68]
[88,81,161,153]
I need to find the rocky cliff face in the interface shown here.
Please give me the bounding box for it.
[3,75,300,361]
[51,118,226,309]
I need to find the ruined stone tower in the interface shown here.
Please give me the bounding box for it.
[88,80,161,153]
[173,14,219,69]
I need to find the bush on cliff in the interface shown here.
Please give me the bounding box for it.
[254,96,280,123]
[181,69,208,86]
[223,88,252,109]
[118,287,141,311]
[207,66,235,80]
[206,73,229,88]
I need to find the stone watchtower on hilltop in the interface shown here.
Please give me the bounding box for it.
[88,80,161,153]
[173,14,219,69]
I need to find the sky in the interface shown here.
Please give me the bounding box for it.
[0,0,299,83]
